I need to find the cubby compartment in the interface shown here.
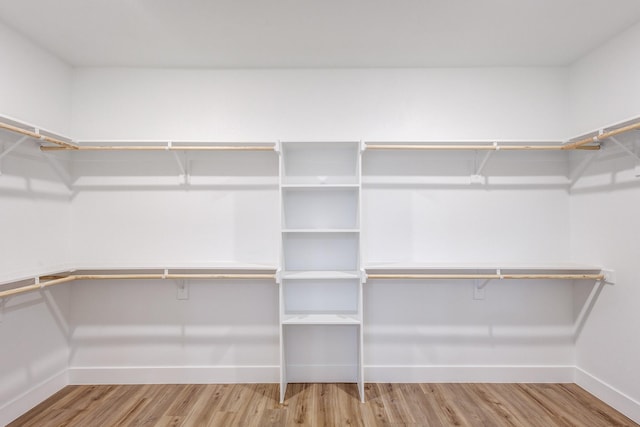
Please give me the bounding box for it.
[282,142,360,185]
[283,325,360,382]
[282,232,359,272]
[282,187,359,230]
[282,279,360,316]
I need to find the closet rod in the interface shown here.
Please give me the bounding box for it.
[40,145,276,152]
[367,273,604,280]
[365,143,600,151]
[0,122,78,150]
[565,121,640,149]
[0,273,276,299]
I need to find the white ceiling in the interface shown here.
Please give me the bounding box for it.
[1,0,640,68]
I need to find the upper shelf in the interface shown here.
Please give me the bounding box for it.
[364,262,606,281]
[281,270,362,280]
[281,182,360,188]
[365,262,603,272]
[0,263,279,299]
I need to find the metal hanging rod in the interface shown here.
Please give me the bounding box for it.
[367,273,604,280]
[0,273,277,299]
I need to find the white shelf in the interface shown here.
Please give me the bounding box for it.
[282,229,360,233]
[72,263,278,275]
[281,183,360,188]
[0,263,278,288]
[364,262,602,273]
[282,313,361,325]
[281,270,361,280]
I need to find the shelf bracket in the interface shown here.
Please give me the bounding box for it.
[471,142,497,183]
[0,136,29,175]
[41,152,73,189]
[473,279,490,300]
[176,280,189,300]
[168,142,189,184]
[608,136,640,177]
[569,149,599,188]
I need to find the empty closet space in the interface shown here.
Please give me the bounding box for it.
[2,2,640,425]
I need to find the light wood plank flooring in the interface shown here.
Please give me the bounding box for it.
[9,383,638,426]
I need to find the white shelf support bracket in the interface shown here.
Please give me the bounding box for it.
[176,279,189,300]
[569,149,599,188]
[0,136,29,174]
[608,136,640,177]
[185,151,190,184]
[41,152,73,189]
[275,268,281,285]
[274,140,281,154]
[471,142,497,183]
[360,140,366,153]
[602,269,616,285]
[169,144,189,184]
[636,133,640,177]
[473,279,489,300]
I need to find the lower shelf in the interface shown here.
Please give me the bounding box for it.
[282,313,361,325]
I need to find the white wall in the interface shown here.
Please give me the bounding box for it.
[363,148,577,380]
[569,21,640,422]
[69,150,279,268]
[71,68,568,141]
[0,142,73,424]
[569,20,640,136]
[570,147,640,422]
[61,67,579,387]
[0,22,74,424]
[68,279,279,384]
[0,22,72,134]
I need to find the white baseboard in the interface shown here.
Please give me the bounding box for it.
[365,365,575,383]
[0,370,68,426]
[575,367,640,424]
[68,365,280,384]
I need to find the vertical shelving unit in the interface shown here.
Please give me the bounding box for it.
[279,142,364,403]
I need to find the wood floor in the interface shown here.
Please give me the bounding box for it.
[9,383,638,427]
